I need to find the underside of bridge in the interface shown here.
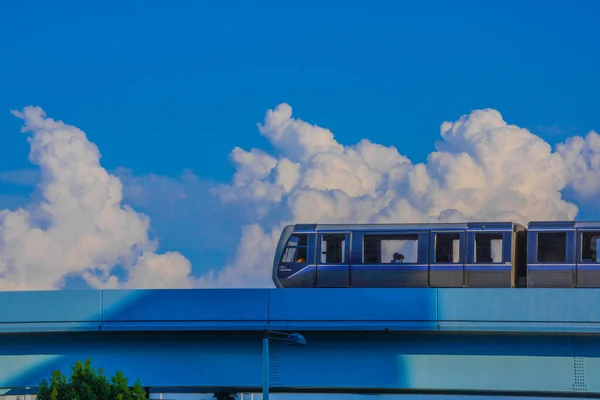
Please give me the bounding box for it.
[0,329,599,397]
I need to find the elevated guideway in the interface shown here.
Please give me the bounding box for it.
[0,288,598,397]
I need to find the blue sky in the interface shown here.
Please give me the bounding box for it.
[1,0,600,289]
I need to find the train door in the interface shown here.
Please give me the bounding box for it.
[465,230,512,287]
[527,228,575,288]
[429,230,465,287]
[316,231,351,287]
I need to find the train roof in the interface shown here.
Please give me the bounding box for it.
[289,221,600,233]
[528,221,600,229]
[290,221,524,232]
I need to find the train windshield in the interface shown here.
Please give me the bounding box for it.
[281,234,308,263]
[273,225,309,271]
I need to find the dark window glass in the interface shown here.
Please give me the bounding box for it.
[363,234,418,264]
[474,233,503,263]
[537,232,566,262]
[435,233,460,263]
[581,232,600,262]
[319,234,346,264]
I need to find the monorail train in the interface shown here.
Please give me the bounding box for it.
[272,221,600,288]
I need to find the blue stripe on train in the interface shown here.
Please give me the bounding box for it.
[350,265,429,271]
[302,265,600,273]
[465,266,512,271]
[576,265,600,270]
[528,265,600,271]
[528,265,575,271]
[350,265,512,271]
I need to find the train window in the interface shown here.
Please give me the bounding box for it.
[282,234,308,263]
[435,233,460,263]
[474,233,503,263]
[320,234,346,264]
[581,232,600,262]
[363,234,418,264]
[537,232,566,263]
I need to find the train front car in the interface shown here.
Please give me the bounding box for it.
[272,221,525,288]
[272,224,317,288]
[527,221,600,288]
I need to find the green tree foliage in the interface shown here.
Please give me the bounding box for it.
[36,358,148,400]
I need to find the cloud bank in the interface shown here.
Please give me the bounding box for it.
[0,103,599,290]
[0,106,196,290]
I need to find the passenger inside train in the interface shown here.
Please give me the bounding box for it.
[391,253,404,263]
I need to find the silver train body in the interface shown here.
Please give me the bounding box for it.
[272,221,600,288]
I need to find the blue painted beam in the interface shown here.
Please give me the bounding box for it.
[0,330,599,396]
[437,289,600,333]
[267,288,438,331]
[1,288,600,334]
[1,288,600,396]
[0,290,102,332]
[101,289,270,331]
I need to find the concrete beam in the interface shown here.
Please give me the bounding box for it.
[0,330,598,396]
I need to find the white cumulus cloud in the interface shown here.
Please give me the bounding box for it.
[203,103,594,288]
[0,106,196,290]
[556,130,600,200]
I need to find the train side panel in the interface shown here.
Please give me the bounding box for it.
[526,222,575,288]
[273,222,524,289]
[464,227,514,288]
[349,231,430,288]
[271,221,600,289]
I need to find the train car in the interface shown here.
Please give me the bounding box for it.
[527,221,600,288]
[272,222,527,288]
